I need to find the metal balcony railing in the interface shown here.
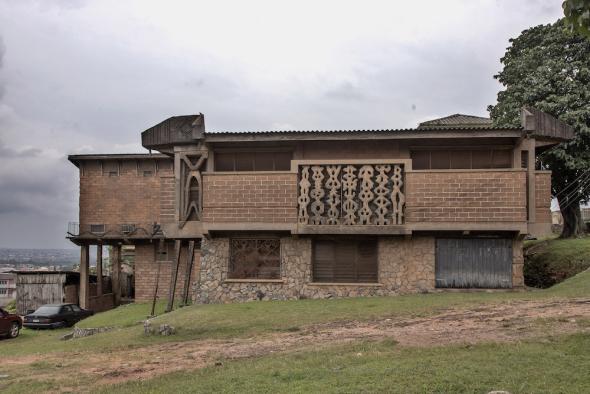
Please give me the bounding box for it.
[67,223,163,238]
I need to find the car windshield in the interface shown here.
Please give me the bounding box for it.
[33,306,61,315]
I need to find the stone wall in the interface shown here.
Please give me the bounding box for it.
[194,236,437,304]
[512,238,524,288]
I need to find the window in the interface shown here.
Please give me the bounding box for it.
[138,160,156,176]
[71,305,81,312]
[102,161,119,176]
[411,149,512,170]
[228,239,281,279]
[0,289,6,295]
[61,305,73,313]
[90,224,105,234]
[0,280,7,285]
[313,238,378,283]
[215,151,292,171]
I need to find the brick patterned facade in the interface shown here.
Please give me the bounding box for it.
[134,243,200,302]
[405,170,527,222]
[70,108,573,307]
[535,171,552,224]
[201,173,298,223]
[79,159,174,231]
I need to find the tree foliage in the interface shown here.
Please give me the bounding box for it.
[488,19,590,237]
[563,0,590,37]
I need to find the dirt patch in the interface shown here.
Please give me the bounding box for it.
[3,298,590,391]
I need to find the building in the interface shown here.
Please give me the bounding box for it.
[0,273,16,307]
[67,107,573,308]
[13,271,111,315]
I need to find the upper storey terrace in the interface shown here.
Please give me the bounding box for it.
[68,107,573,243]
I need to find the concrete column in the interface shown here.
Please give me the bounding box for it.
[525,138,536,223]
[112,245,121,305]
[79,244,90,309]
[96,245,103,296]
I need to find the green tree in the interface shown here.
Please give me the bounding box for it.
[563,0,590,37]
[488,19,590,237]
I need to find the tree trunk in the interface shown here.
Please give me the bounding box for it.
[559,198,584,238]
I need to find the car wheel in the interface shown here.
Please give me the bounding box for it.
[9,323,20,338]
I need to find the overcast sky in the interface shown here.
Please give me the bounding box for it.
[0,0,563,249]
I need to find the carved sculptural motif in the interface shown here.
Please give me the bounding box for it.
[298,163,404,226]
[358,165,375,225]
[325,165,342,225]
[373,165,391,225]
[309,166,325,224]
[391,164,405,224]
[342,165,358,225]
[179,153,207,228]
[297,166,311,224]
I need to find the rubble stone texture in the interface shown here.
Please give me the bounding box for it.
[194,236,437,303]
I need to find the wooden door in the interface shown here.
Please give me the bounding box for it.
[435,238,512,288]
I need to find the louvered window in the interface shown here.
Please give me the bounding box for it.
[313,238,378,283]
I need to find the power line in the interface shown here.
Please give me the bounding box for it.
[556,177,590,211]
[553,169,590,198]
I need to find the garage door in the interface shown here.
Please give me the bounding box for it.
[435,238,512,289]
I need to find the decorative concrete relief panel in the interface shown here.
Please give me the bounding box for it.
[297,163,405,226]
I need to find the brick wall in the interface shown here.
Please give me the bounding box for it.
[202,173,298,223]
[405,170,527,222]
[79,159,174,230]
[535,171,552,223]
[134,243,200,302]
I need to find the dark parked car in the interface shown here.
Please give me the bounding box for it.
[23,304,93,329]
[0,307,22,338]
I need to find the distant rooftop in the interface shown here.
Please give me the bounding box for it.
[417,114,493,129]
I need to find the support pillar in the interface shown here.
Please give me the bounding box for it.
[79,244,90,309]
[96,244,103,296]
[166,240,182,312]
[181,240,196,306]
[112,245,121,306]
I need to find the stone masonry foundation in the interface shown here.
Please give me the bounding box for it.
[193,236,437,304]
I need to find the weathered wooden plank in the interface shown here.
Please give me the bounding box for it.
[435,238,512,289]
[181,240,196,306]
[165,240,182,313]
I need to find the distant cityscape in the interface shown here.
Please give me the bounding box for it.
[0,248,87,272]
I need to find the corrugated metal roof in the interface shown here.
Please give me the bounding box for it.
[418,114,493,129]
[205,125,515,136]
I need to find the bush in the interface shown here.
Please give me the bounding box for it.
[524,237,590,288]
[4,299,16,314]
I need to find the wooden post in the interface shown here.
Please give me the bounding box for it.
[79,245,90,309]
[96,244,103,296]
[112,245,121,306]
[150,239,164,317]
[165,240,182,313]
[181,240,196,306]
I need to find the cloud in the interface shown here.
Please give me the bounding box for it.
[0,140,42,158]
[0,0,565,247]
[324,81,365,101]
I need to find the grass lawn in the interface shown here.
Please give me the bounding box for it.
[2,268,589,358]
[524,236,590,288]
[103,333,590,394]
